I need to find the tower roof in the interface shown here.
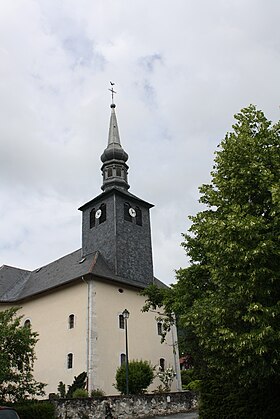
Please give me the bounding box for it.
[100,102,130,191]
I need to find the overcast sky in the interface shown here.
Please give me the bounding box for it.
[0,0,279,285]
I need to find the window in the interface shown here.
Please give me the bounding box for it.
[136,206,142,226]
[24,319,31,328]
[159,358,165,372]
[124,203,132,222]
[67,353,73,369]
[90,208,96,228]
[116,166,122,177]
[99,203,106,224]
[119,314,124,329]
[120,353,126,366]
[157,322,163,335]
[69,314,75,329]
[107,167,113,178]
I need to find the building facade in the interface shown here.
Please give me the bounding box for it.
[0,100,181,396]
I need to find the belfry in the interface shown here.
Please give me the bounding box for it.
[79,96,154,285]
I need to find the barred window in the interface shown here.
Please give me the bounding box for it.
[69,314,75,329]
[119,314,124,329]
[67,353,73,369]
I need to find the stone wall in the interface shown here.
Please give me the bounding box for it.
[52,391,198,419]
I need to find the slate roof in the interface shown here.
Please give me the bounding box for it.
[78,186,154,211]
[0,249,165,303]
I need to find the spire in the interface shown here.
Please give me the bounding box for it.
[101,86,130,191]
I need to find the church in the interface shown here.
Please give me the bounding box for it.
[0,96,181,396]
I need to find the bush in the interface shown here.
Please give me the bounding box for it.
[185,380,201,392]
[72,388,89,398]
[91,388,105,397]
[115,360,154,395]
[67,372,87,398]
[14,401,55,419]
[181,369,195,386]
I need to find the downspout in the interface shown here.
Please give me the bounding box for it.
[85,276,94,392]
[171,317,182,391]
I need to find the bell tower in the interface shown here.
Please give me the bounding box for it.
[79,90,154,285]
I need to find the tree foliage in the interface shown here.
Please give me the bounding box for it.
[0,307,45,401]
[115,360,154,395]
[142,105,280,417]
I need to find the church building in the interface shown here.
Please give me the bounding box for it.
[0,97,181,396]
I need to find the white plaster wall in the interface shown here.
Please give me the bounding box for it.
[92,280,179,395]
[2,281,88,397]
[1,279,180,397]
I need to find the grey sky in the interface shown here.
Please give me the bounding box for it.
[1,0,279,284]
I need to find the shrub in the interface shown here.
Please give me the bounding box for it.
[157,367,176,392]
[57,381,66,398]
[72,388,89,398]
[14,401,55,419]
[115,360,154,395]
[67,372,87,398]
[91,388,105,397]
[181,369,195,387]
[185,380,201,392]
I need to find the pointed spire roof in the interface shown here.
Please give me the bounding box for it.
[100,102,130,191]
[107,104,121,146]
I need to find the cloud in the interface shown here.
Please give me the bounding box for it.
[1,0,280,284]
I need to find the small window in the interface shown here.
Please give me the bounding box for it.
[24,319,31,328]
[69,314,75,329]
[119,314,124,329]
[90,208,96,228]
[157,322,163,335]
[67,353,73,369]
[108,167,113,178]
[99,203,106,224]
[136,206,142,226]
[120,353,126,366]
[160,358,165,372]
[116,167,122,177]
[124,203,132,222]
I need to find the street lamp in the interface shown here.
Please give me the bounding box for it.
[122,309,130,395]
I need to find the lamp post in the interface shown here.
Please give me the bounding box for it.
[122,309,130,395]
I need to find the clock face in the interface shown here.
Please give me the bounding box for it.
[95,209,102,219]
[129,207,136,217]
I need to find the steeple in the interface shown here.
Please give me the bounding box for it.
[101,100,130,191]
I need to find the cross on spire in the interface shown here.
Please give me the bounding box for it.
[109,81,116,104]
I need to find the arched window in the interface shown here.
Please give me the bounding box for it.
[107,167,113,178]
[136,206,142,226]
[67,353,73,369]
[119,314,124,329]
[157,322,163,335]
[69,314,75,329]
[24,319,31,328]
[159,358,165,372]
[120,353,126,366]
[90,208,96,228]
[116,166,122,177]
[124,203,132,222]
[99,203,106,224]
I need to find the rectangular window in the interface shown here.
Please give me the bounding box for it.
[121,353,126,366]
[119,314,124,329]
[67,353,73,369]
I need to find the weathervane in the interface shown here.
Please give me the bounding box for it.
[109,81,116,104]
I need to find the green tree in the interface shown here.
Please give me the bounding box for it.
[115,360,154,395]
[143,105,280,418]
[0,307,45,401]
